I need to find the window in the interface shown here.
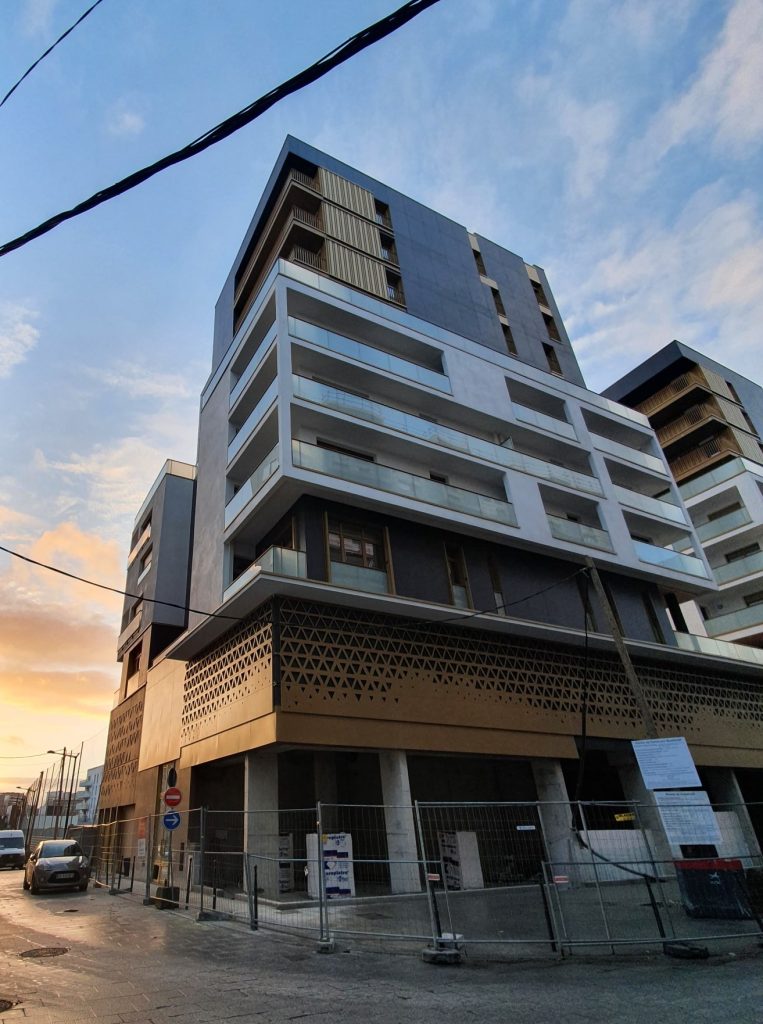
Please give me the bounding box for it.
[445,544,471,608]
[385,271,404,303]
[743,590,763,608]
[489,559,505,614]
[379,234,397,263]
[542,312,561,342]
[707,502,741,521]
[126,642,142,679]
[531,279,549,307]
[491,288,507,318]
[502,323,517,356]
[725,542,760,563]
[328,520,385,571]
[138,547,152,577]
[543,343,562,375]
[642,593,665,644]
[374,200,392,229]
[429,471,449,485]
[316,438,374,462]
[473,248,487,276]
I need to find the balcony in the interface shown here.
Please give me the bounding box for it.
[589,432,665,475]
[714,549,763,586]
[633,540,709,579]
[547,515,613,552]
[657,401,723,447]
[224,445,279,528]
[513,402,577,441]
[330,562,389,594]
[292,439,517,527]
[703,602,763,639]
[224,546,306,603]
[289,244,326,272]
[679,456,761,501]
[695,506,753,543]
[126,523,151,567]
[229,323,277,409]
[227,379,279,464]
[136,560,151,585]
[293,376,602,495]
[634,366,725,418]
[668,430,753,483]
[674,631,763,668]
[289,316,451,393]
[117,609,142,654]
[613,484,688,525]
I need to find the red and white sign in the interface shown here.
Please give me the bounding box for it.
[163,787,182,807]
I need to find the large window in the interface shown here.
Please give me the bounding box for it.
[445,544,471,608]
[328,520,385,571]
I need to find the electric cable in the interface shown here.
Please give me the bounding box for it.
[1,0,107,110]
[0,0,441,259]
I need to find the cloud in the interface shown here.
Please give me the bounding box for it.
[1,668,116,717]
[106,108,145,138]
[20,0,58,35]
[0,303,39,378]
[87,361,192,400]
[558,183,763,391]
[637,0,763,165]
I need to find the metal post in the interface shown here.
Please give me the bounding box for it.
[25,773,43,854]
[414,801,441,949]
[144,814,154,904]
[185,855,193,910]
[579,803,614,953]
[198,806,207,918]
[316,802,329,943]
[53,748,66,839]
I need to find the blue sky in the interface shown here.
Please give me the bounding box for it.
[1,0,762,790]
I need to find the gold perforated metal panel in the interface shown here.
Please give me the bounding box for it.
[100,688,145,809]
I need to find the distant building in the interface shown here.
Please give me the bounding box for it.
[606,341,763,647]
[98,139,763,885]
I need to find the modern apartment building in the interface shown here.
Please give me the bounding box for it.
[606,342,763,648]
[99,139,763,879]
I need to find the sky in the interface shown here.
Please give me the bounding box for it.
[1,0,762,793]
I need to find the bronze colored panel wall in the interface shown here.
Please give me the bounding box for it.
[322,204,381,257]
[317,167,375,220]
[325,239,387,299]
[138,657,186,771]
[276,600,763,761]
[100,687,145,810]
[180,604,274,747]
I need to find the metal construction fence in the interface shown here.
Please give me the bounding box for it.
[76,800,763,958]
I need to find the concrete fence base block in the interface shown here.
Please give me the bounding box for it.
[421,945,462,965]
[316,939,336,954]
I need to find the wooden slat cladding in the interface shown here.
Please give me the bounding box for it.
[325,239,387,299]
[322,203,381,257]
[717,395,754,432]
[318,167,375,220]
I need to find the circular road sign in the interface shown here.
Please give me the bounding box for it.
[163,811,181,831]
[164,787,182,807]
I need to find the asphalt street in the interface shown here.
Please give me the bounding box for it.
[0,869,761,1024]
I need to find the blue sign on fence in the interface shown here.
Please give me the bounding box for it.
[163,811,181,831]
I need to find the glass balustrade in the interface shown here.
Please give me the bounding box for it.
[330,562,389,594]
[613,484,687,524]
[229,323,278,408]
[227,379,278,463]
[289,317,451,393]
[293,375,602,495]
[679,457,759,501]
[695,507,752,543]
[590,432,665,474]
[513,402,577,441]
[704,602,763,638]
[291,439,517,526]
[223,546,307,603]
[674,631,763,667]
[224,445,279,528]
[713,549,763,585]
[632,539,709,578]
[547,515,614,551]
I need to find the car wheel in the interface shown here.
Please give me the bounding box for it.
[30,874,39,895]
[78,881,88,892]
[22,876,30,891]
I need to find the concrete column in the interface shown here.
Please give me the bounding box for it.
[703,766,762,858]
[243,751,280,897]
[531,759,573,869]
[379,751,421,894]
[615,758,675,871]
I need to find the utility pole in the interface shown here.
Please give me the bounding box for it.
[25,772,43,852]
[584,557,658,738]
[62,742,83,835]
[53,748,66,839]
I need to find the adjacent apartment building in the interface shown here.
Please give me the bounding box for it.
[606,342,763,649]
[98,139,763,881]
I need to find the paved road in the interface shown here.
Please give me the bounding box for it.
[0,870,761,1024]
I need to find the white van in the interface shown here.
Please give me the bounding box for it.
[0,830,26,869]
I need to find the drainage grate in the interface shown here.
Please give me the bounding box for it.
[19,947,68,959]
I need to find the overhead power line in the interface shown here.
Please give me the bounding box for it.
[0,0,107,110]
[0,540,587,632]
[0,0,441,259]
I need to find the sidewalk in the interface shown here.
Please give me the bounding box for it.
[1,872,762,1024]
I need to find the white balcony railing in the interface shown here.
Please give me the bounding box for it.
[632,540,709,579]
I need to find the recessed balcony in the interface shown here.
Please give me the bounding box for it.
[230,324,277,409]
[632,540,709,579]
[289,316,451,393]
[126,523,151,568]
[116,609,142,655]
[224,445,280,529]
[613,484,688,525]
[291,439,517,527]
[694,506,753,543]
[703,601,763,640]
[547,515,614,552]
[329,562,389,594]
[224,545,307,603]
[589,432,665,475]
[292,375,601,496]
[227,379,279,465]
[713,549,763,586]
[513,402,577,441]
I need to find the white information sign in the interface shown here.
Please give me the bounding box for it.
[654,790,722,846]
[632,737,701,791]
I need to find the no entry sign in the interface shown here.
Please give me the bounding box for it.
[164,787,182,807]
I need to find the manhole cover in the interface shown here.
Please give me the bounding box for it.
[0,999,16,1012]
[19,947,68,959]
